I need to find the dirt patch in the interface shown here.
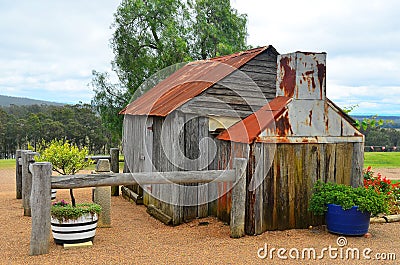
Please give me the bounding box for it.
[373,168,400,180]
[1,168,399,264]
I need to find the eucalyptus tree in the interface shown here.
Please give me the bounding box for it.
[91,0,249,141]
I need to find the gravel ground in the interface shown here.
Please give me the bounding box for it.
[1,167,399,265]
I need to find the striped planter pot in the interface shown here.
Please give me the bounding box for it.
[51,213,98,245]
[51,189,57,200]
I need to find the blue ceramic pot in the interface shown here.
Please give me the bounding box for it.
[325,204,370,236]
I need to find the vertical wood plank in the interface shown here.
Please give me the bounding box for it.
[335,143,347,184]
[253,143,264,235]
[197,116,209,218]
[293,144,306,228]
[244,144,255,235]
[262,143,275,231]
[342,143,354,186]
[217,140,231,223]
[183,115,198,221]
[287,144,295,228]
[351,142,364,187]
[325,144,336,183]
[277,144,289,230]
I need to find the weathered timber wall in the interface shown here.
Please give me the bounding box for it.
[246,142,364,235]
[123,111,251,225]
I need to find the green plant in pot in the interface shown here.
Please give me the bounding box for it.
[36,139,102,244]
[309,181,389,235]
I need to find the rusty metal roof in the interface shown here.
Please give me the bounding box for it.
[120,46,276,116]
[216,96,292,144]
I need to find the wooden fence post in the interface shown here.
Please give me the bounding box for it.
[15,150,23,199]
[29,162,52,256]
[230,158,247,238]
[110,148,120,196]
[22,151,37,216]
[93,159,111,227]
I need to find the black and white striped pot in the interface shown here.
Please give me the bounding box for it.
[51,189,57,200]
[51,213,98,245]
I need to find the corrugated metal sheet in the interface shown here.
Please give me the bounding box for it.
[216,96,292,143]
[120,46,275,116]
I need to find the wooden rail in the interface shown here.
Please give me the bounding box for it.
[24,156,247,256]
[15,148,122,202]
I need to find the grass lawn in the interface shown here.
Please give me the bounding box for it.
[1,153,398,171]
[364,152,400,168]
[0,159,15,169]
[0,158,124,172]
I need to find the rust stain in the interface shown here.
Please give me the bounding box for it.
[120,46,273,116]
[304,70,316,92]
[317,62,326,99]
[279,57,296,97]
[324,102,329,133]
[304,70,314,75]
[308,110,313,126]
[276,111,293,136]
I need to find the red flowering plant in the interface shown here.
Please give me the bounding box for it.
[363,166,400,215]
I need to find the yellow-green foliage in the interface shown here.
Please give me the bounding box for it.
[36,139,93,175]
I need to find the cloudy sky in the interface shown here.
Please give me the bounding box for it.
[1,0,399,115]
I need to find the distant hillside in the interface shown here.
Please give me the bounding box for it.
[0,95,65,107]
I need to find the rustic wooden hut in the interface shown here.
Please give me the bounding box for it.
[120,46,279,225]
[120,46,364,234]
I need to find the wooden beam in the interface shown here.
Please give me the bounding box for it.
[121,186,143,205]
[29,162,52,256]
[51,170,235,189]
[147,204,172,225]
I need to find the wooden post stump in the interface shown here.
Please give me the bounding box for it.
[15,150,23,199]
[93,159,111,227]
[29,162,52,256]
[110,148,120,196]
[22,151,37,216]
[230,158,247,238]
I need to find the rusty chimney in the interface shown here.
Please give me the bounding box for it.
[276,52,326,100]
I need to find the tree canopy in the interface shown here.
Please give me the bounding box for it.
[91,0,249,141]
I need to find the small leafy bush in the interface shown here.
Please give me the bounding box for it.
[36,139,94,207]
[309,181,389,216]
[51,202,102,222]
[36,139,93,175]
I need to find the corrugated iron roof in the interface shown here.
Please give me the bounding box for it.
[216,96,292,143]
[120,46,276,116]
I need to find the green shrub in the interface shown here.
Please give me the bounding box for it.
[51,202,102,222]
[36,139,93,175]
[36,139,94,207]
[308,181,389,216]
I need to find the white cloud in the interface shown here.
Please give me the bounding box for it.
[0,0,399,116]
[0,0,119,103]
